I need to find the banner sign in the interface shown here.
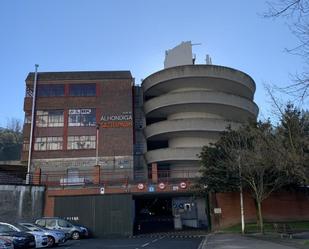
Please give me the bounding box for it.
[100,112,133,128]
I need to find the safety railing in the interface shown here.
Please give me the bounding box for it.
[0,168,198,187]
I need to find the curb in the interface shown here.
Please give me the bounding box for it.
[130,233,208,239]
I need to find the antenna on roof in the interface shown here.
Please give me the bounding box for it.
[206,54,212,65]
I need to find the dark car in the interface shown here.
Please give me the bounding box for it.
[0,223,35,249]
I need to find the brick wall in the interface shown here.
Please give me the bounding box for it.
[212,190,309,229]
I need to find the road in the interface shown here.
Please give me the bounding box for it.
[205,234,299,249]
[60,236,203,249]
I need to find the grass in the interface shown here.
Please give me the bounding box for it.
[222,221,309,234]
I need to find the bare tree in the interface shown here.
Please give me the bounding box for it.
[264,0,309,102]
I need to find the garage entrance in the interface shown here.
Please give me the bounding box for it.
[134,195,173,234]
[134,194,209,234]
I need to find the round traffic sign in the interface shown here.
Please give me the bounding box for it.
[137,183,145,190]
[158,182,166,190]
[180,182,187,189]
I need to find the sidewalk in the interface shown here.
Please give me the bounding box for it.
[201,233,304,249]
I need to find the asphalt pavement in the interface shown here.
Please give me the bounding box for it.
[202,234,301,249]
[59,236,202,249]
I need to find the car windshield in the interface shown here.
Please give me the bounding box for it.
[11,224,30,232]
[22,224,45,231]
[0,224,16,233]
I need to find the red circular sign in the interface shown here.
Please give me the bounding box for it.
[158,182,166,190]
[180,182,187,189]
[137,183,145,190]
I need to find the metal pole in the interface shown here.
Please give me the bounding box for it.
[96,123,100,165]
[238,155,245,234]
[26,64,39,184]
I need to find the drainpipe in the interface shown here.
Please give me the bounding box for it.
[26,64,39,184]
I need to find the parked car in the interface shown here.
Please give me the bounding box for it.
[19,223,66,247]
[0,223,35,249]
[35,218,88,240]
[0,223,48,248]
[0,237,14,249]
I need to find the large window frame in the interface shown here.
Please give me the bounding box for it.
[36,110,64,127]
[67,135,96,150]
[34,136,63,151]
[37,84,64,97]
[68,108,96,127]
[69,84,96,97]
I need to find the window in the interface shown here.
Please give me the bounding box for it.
[67,135,95,150]
[46,219,56,227]
[23,139,29,151]
[36,110,64,127]
[68,108,96,127]
[36,220,46,227]
[34,137,63,151]
[69,84,96,96]
[58,220,72,228]
[24,112,31,124]
[37,84,64,97]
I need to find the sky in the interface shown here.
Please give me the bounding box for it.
[0,0,307,127]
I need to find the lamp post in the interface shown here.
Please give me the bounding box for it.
[26,64,39,184]
[95,123,100,165]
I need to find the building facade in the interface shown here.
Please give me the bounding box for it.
[22,71,134,174]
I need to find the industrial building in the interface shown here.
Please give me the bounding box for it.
[21,42,263,236]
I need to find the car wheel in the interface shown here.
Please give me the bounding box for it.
[47,236,55,247]
[72,231,80,240]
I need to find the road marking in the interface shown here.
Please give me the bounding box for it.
[152,238,158,242]
[197,235,209,249]
[141,242,150,247]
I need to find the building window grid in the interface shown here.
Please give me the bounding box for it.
[34,137,63,151]
[68,108,96,127]
[37,84,64,97]
[67,135,96,150]
[36,110,64,127]
[69,84,96,97]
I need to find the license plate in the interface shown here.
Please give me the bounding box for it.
[29,241,35,246]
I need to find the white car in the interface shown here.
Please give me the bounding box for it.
[0,237,14,249]
[20,223,67,247]
[0,223,48,248]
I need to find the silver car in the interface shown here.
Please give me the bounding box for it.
[19,223,66,247]
[35,218,88,240]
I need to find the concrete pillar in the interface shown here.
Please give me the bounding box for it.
[152,163,158,183]
[33,168,41,185]
[93,165,101,185]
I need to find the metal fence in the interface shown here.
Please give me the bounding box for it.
[0,168,199,187]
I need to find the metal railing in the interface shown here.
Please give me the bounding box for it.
[0,168,199,188]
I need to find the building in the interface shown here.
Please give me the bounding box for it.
[21,42,309,237]
[22,71,134,174]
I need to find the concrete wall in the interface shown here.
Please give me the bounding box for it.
[0,184,45,222]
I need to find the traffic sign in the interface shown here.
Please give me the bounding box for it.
[137,183,144,190]
[180,182,187,189]
[158,182,166,190]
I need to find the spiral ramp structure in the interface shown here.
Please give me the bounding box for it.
[142,65,259,177]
